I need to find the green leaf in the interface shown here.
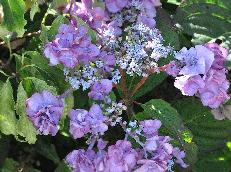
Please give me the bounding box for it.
[16,82,37,144]
[174,98,231,155]
[193,148,231,172]
[0,136,10,167]
[135,99,198,166]
[1,158,18,172]
[30,51,68,92]
[1,158,41,172]
[73,90,89,109]
[131,73,167,99]
[23,168,41,172]
[0,0,27,37]
[30,0,40,21]
[156,8,180,49]
[39,24,49,43]
[59,93,74,131]
[167,0,182,5]
[51,0,69,10]
[36,139,60,164]
[174,0,231,50]
[55,161,71,172]
[22,77,57,96]
[0,80,16,136]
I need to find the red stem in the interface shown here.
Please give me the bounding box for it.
[119,68,128,96]
[130,65,169,96]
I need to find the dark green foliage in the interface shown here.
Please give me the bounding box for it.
[174,98,231,154]
[174,0,231,51]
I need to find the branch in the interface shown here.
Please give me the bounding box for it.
[130,65,169,96]
[0,30,41,46]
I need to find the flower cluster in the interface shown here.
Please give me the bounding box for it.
[98,0,172,77]
[26,91,64,136]
[65,0,172,79]
[44,24,100,68]
[65,119,187,172]
[69,104,108,139]
[63,52,120,90]
[166,43,230,109]
[115,23,172,76]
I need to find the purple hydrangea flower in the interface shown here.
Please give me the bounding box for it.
[104,140,139,172]
[140,119,162,137]
[105,0,128,13]
[69,104,108,139]
[99,51,116,72]
[81,0,93,9]
[144,136,159,151]
[172,147,188,168]
[174,75,205,96]
[199,69,230,108]
[65,149,95,172]
[137,120,188,170]
[135,137,174,172]
[44,24,100,68]
[175,45,214,76]
[88,104,109,135]
[135,159,166,172]
[69,109,91,139]
[149,0,162,6]
[205,43,229,70]
[165,61,181,77]
[26,91,63,136]
[142,0,157,18]
[135,0,161,28]
[97,139,108,150]
[137,15,156,28]
[169,43,230,109]
[88,79,113,100]
[66,1,108,32]
[89,7,109,31]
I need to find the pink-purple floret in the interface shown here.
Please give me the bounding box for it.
[44,24,100,68]
[26,91,63,136]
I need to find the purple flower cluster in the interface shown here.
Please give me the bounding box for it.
[44,24,100,68]
[69,104,108,139]
[104,0,161,28]
[65,119,187,172]
[166,43,230,109]
[65,140,138,172]
[26,91,64,136]
[65,0,109,33]
[88,79,113,101]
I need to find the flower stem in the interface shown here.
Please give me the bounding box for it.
[130,64,169,96]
